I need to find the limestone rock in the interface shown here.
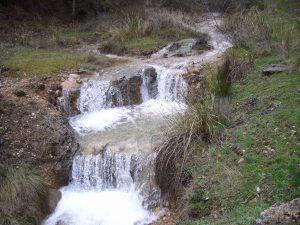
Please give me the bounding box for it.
[256,198,300,225]
[262,64,290,76]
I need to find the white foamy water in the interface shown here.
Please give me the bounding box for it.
[44,187,155,225]
[70,99,186,135]
[44,153,158,225]
[69,107,132,134]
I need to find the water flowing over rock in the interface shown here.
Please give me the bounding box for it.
[141,67,158,101]
[72,153,133,190]
[45,14,232,225]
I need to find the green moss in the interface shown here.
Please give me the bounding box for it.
[3,48,77,77]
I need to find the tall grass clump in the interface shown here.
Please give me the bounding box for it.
[224,3,300,60]
[224,7,272,55]
[0,163,49,225]
[155,95,219,202]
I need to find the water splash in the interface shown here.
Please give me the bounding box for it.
[44,152,159,225]
[79,80,111,113]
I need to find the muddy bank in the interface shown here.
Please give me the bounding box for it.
[0,72,78,188]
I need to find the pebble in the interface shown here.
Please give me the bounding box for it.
[238,158,245,164]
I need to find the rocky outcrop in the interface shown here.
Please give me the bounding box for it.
[164,36,210,58]
[60,74,85,116]
[110,75,143,106]
[256,198,300,225]
[0,74,78,188]
[262,64,290,76]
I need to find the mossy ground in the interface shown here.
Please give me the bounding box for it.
[0,47,125,79]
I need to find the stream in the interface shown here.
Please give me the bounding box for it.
[43,15,231,225]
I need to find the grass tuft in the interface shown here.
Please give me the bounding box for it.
[0,163,49,225]
[155,95,219,202]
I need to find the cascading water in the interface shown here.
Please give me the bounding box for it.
[45,15,232,225]
[44,65,188,225]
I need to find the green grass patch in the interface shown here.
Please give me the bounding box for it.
[187,56,300,223]
[0,163,49,225]
[100,28,196,55]
[188,202,269,225]
[3,48,77,77]
[1,47,125,78]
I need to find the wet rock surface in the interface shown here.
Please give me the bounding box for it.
[141,67,158,99]
[110,74,143,106]
[165,36,210,58]
[256,198,300,225]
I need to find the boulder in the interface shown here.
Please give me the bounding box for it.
[256,198,300,225]
[262,64,290,76]
[110,75,143,106]
[48,189,62,212]
[166,35,210,57]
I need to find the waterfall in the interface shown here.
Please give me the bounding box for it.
[79,80,111,113]
[155,65,188,102]
[78,80,125,113]
[51,55,189,225]
[44,152,160,225]
[71,153,133,191]
[44,14,233,225]
[141,65,188,103]
[71,152,161,209]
